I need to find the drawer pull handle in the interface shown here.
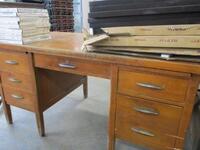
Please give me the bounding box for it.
[11,94,24,100]
[8,78,22,83]
[131,128,155,137]
[58,63,76,69]
[136,82,164,90]
[134,107,159,115]
[5,60,18,65]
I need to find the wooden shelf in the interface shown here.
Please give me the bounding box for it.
[0,2,44,8]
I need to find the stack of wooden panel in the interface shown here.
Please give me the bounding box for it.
[45,0,74,32]
[89,0,200,33]
[84,24,200,63]
[85,0,200,62]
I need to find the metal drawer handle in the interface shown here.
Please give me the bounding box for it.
[131,128,155,137]
[134,107,159,115]
[5,60,18,65]
[136,82,164,90]
[11,94,24,100]
[58,63,76,69]
[8,78,22,83]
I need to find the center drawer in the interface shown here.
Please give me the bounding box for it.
[34,54,111,79]
[118,68,190,103]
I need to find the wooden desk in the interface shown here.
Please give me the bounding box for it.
[0,32,200,150]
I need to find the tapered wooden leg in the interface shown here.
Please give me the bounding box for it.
[0,84,13,124]
[35,111,45,137]
[3,101,13,124]
[108,66,118,150]
[108,135,116,150]
[83,76,88,99]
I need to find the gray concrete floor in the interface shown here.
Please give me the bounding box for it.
[0,77,144,150]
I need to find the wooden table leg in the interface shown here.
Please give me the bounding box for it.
[83,76,88,99]
[35,111,45,137]
[2,101,13,124]
[0,84,13,124]
[108,66,118,150]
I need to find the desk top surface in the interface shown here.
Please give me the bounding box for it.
[0,32,200,75]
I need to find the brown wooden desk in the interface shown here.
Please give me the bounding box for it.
[0,32,200,150]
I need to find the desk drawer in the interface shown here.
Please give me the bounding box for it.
[1,72,34,92]
[116,95,182,134]
[3,87,35,111]
[118,68,190,103]
[116,123,175,150]
[116,95,182,149]
[0,51,32,75]
[34,54,111,79]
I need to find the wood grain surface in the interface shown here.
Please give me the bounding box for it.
[0,32,200,75]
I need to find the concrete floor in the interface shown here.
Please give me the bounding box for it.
[0,77,145,150]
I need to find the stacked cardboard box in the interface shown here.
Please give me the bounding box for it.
[0,8,51,45]
[45,0,74,32]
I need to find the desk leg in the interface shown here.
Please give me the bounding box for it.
[175,75,200,149]
[108,66,118,150]
[0,85,13,124]
[83,76,88,99]
[30,54,45,137]
[35,111,45,137]
[3,101,13,124]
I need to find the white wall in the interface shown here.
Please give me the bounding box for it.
[82,0,90,30]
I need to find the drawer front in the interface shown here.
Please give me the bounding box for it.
[0,51,32,75]
[116,124,175,150]
[118,69,190,103]
[116,95,182,134]
[34,54,111,79]
[1,72,34,92]
[3,87,35,111]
